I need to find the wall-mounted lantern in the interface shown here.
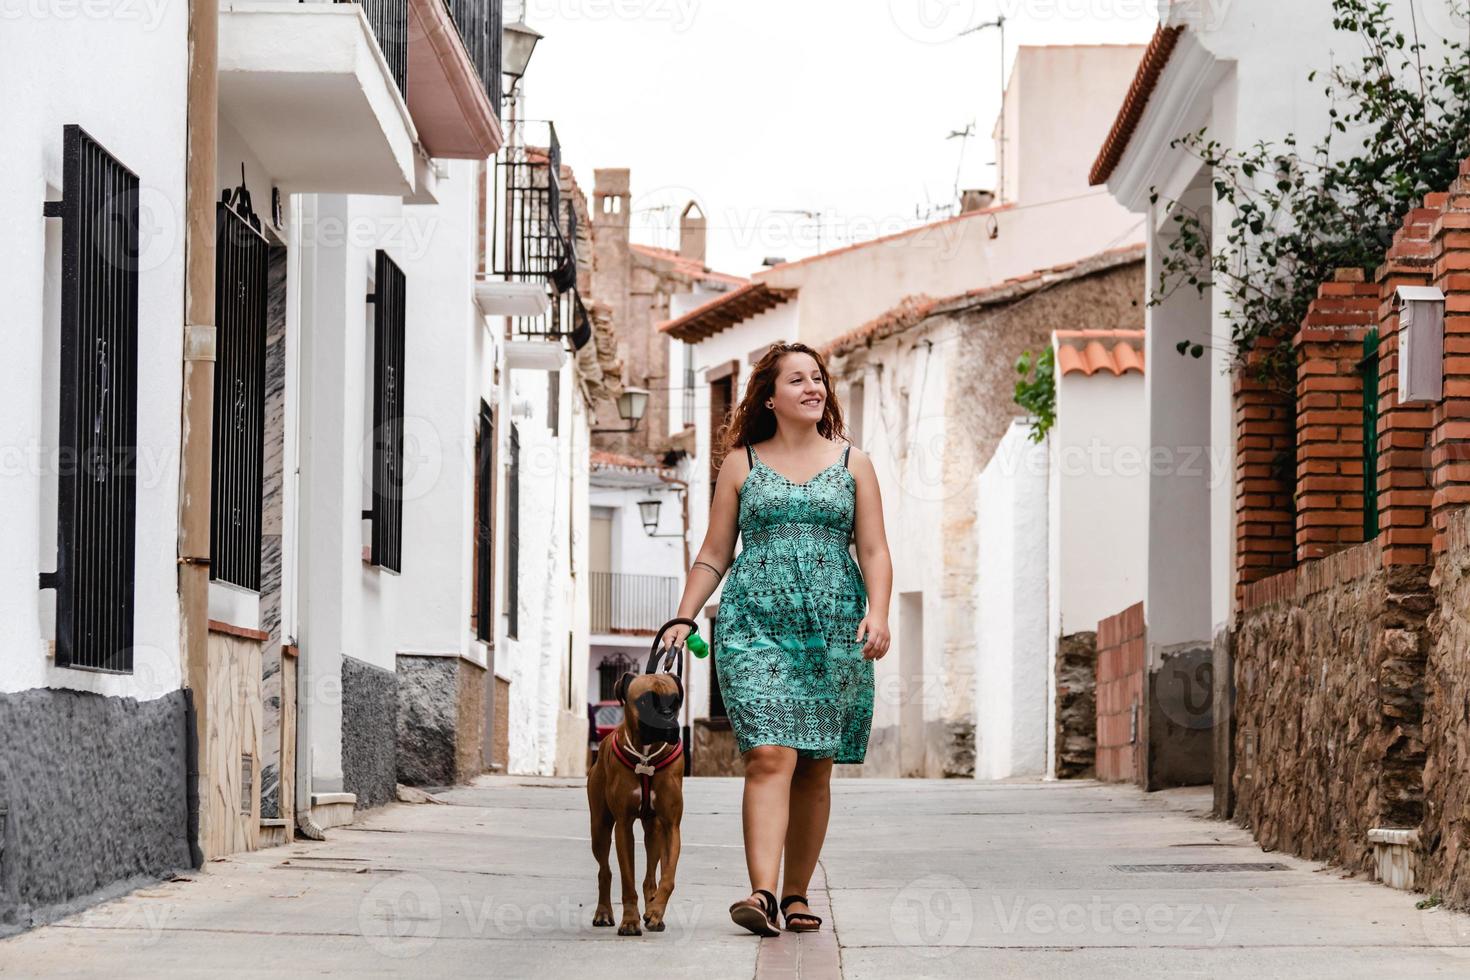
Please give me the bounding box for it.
[591,387,649,434]
[1397,285,1446,404]
[637,496,682,539]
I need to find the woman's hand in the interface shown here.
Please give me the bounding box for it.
[856,615,890,660]
[660,622,693,655]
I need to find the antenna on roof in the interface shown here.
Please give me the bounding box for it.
[946,122,975,208]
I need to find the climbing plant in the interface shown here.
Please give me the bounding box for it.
[1152,0,1470,391]
[1014,346,1056,443]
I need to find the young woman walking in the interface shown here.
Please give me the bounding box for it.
[660,341,892,936]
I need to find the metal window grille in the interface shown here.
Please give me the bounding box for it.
[507,423,520,638]
[210,187,269,590]
[366,250,407,571]
[588,572,681,634]
[493,121,575,338]
[1361,328,1381,539]
[682,345,696,427]
[474,402,495,642]
[347,0,408,97]
[40,125,140,673]
[598,653,633,702]
[446,0,503,119]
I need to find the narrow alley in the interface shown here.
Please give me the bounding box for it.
[4,778,1469,979]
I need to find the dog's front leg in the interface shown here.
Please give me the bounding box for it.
[591,810,615,927]
[613,815,642,936]
[644,818,681,931]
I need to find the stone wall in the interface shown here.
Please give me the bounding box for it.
[1424,511,1470,908]
[1234,541,1430,874]
[397,655,485,788]
[342,656,398,809]
[1095,604,1145,785]
[1054,631,1096,779]
[0,689,192,932]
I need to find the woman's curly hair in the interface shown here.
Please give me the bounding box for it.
[723,342,846,452]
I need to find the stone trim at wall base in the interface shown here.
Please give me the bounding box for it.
[341,656,398,810]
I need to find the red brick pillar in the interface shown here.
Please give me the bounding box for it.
[1234,337,1296,601]
[1294,270,1378,562]
[1431,161,1470,550]
[1375,204,1441,566]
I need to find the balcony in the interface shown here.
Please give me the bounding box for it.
[406,0,504,159]
[218,0,417,195]
[481,120,579,331]
[590,572,680,636]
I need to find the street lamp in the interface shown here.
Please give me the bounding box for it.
[501,20,543,87]
[592,386,649,434]
[638,495,683,539]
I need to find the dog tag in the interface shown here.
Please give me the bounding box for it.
[635,763,656,776]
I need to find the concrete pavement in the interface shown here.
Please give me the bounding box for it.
[3,776,1470,978]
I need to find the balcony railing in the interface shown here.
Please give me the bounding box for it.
[345,0,408,97]
[590,572,680,635]
[492,121,576,339]
[445,0,503,119]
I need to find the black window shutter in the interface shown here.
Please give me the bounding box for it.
[507,423,520,639]
[210,192,269,590]
[368,250,407,572]
[475,402,496,642]
[41,125,140,673]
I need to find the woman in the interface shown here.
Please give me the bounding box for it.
[661,341,892,936]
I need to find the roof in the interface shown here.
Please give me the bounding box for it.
[1089,25,1185,187]
[822,244,1146,360]
[628,243,746,286]
[657,282,797,342]
[753,203,1015,280]
[1054,329,1145,377]
[590,450,671,474]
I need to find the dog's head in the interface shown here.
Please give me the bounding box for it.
[616,671,683,746]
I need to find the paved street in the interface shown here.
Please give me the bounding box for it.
[4,776,1470,978]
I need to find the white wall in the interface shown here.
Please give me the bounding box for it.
[976,422,1050,780]
[1,6,188,700]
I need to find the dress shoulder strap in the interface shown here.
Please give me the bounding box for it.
[842,443,853,469]
[746,443,755,468]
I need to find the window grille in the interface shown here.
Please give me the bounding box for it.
[40,125,140,673]
[365,250,407,571]
[350,0,408,97]
[210,184,269,590]
[507,423,520,638]
[474,402,495,642]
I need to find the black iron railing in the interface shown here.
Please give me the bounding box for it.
[597,653,635,701]
[474,401,495,642]
[366,250,407,572]
[589,572,681,635]
[40,125,140,673]
[492,121,575,317]
[346,0,408,97]
[211,187,270,591]
[445,0,503,119]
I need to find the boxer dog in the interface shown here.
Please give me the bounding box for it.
[587,627,689,936]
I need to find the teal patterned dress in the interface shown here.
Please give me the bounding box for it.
[713,442,873,763]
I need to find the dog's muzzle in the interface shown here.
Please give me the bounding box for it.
[633,689,682,745]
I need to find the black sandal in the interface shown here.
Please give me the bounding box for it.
[780,894,823,933]
[729,888,780,937]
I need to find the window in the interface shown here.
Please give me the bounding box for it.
[210,186,270,590]
[473,402,495,643]
[682,343,696,427]
[40,125,140,672]
[507,422,521,639]
[547,368,560,437]
[365,250,407,571]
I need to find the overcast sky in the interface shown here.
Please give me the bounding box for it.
[519,0,1160,276]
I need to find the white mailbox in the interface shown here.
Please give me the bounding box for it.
[1397,285,1446,404]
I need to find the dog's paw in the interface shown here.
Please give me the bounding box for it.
[643,915,666,932]
[617,920,643,936]
[592,908,615,927]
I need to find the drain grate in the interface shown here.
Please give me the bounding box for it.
[1113,862,1290,873]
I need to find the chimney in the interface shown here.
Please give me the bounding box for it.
[593,168,631,242]
[679,201,707,265]
[960,189,996,214]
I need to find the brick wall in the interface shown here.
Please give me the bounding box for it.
[1429,161,1470,549]
[1095,603,1145,786]
[1294,270,1378,562]
[1234,340,1296,602]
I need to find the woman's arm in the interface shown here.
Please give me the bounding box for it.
[663,448,749,648]
[849,448,893,659]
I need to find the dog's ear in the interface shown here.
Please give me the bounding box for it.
[615,673,634,704]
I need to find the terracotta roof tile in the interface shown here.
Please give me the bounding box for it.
[657,282,797,342]
[822,244,1146,360]
[1089,25,1185,187]
[628,243,747,286]
[1054,329,1145,377]
[590,450,671,473]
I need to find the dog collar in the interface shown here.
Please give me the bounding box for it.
[610,737,683,820]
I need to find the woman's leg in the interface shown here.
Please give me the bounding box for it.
[780,755,833,915]
[742,745,798,897]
